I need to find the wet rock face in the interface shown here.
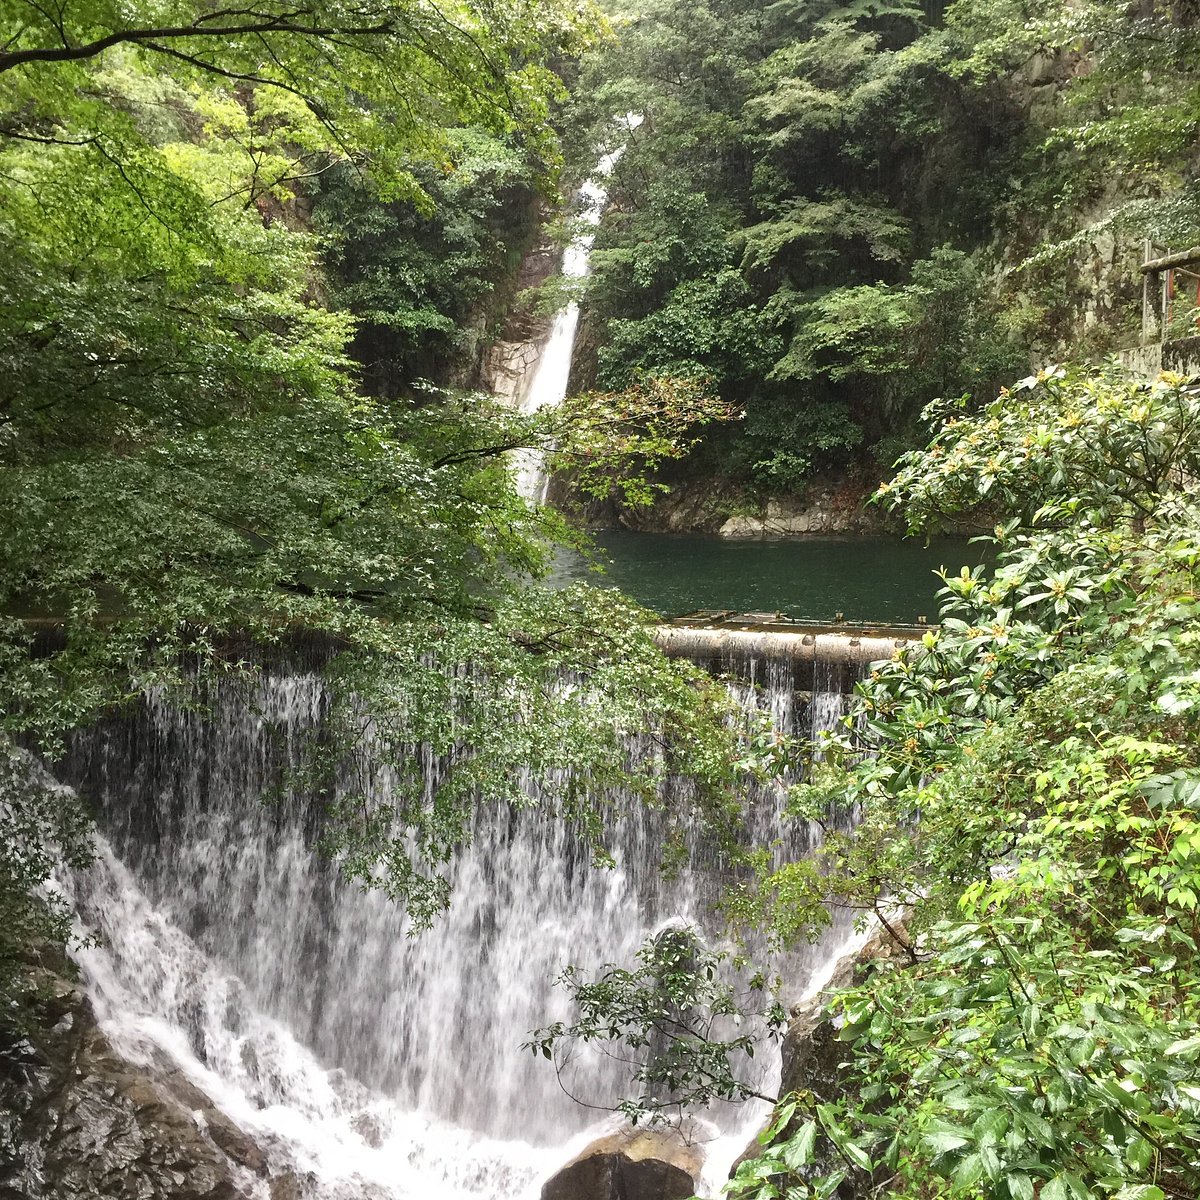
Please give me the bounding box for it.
[779,921,913,1102]
[540,1126,701,1200]
[718,492,880,539]
[0,956,264,1200]
[728,921,915,1195]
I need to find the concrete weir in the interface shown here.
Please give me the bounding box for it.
[653,614,922,696]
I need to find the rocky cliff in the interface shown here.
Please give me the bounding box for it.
[560,471,894,538]
[0,948,315,1200]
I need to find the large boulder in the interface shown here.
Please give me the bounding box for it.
[0,948,267,1200]
[541,1125,702,1200]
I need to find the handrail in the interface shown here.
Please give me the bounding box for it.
[1140,245,1200,274]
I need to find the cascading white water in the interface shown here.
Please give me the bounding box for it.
[810,657,848,744]
[53,638,864,1199]
[513,117,643,504]
[63,837,562,1200]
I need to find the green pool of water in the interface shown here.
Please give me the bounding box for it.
[550,532,985,623]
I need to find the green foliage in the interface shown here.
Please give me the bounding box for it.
[726,364,1200,1200]
[0,0,600,197]
[772,283,913,384]
[881,364,1200,530]
[565,0,1030,495]
[597,269,774,391]
[527,924,787,1120]
[553,375,739,506]
[736,396,864,492]
[947,0,1200,221]
[315,131,540,392]
[307,585,759,928]
[937,0,1200,345]
[588,182,735,317]
[736,194,912,284]
[567,0,1200,500]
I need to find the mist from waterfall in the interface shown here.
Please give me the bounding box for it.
[54,639,864,1199]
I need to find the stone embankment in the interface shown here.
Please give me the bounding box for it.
[572,474,888,538]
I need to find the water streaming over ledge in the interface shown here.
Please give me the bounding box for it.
[50,632,875,1199]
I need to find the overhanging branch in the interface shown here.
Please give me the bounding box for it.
[0,13,394,73]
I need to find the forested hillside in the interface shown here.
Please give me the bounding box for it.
[0,0,741,1019]
[3,2,1200,1198]
[560,0,1200,495]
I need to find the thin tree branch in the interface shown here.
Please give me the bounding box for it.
[431,440,536,469]
[0,126,99,145]
[0,13,393,73]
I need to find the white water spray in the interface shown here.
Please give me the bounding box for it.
[53,642,862,1198]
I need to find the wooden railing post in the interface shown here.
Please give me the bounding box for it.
[1143,239,1164,343]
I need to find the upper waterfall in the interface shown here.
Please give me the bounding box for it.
[513,117,643,504]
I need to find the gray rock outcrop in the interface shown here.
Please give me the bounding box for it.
[718,492,879,539]
[541,1125,702,1200]
[1,950,265,1200]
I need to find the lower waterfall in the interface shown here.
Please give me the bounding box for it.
[50,636,873,1198]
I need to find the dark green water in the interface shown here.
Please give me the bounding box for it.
[550,532,984,623]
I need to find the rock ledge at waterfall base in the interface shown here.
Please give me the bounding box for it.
[0,948,276,1200]
[540,1125,701,1200]
[568,473,888,538]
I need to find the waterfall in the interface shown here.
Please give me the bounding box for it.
[50,634,871,1198]
[513,117,642,503]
